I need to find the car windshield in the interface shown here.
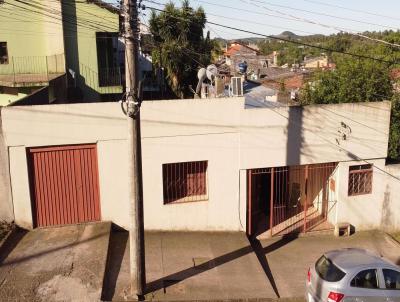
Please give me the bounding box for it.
[316,255,346,282]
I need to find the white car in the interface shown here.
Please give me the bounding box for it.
[306,248,400,302]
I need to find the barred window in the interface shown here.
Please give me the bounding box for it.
[348,164,373,196]
[162,161,208,204]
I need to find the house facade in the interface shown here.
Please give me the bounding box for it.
[1,98,398,236]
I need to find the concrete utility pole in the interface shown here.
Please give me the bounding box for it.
[122,0,146,298]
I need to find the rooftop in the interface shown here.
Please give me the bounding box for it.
[325,248,396,271]
[225,42,260,57]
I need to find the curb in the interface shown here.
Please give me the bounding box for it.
[113,297,306,302]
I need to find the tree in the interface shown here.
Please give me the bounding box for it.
[300,55,393,104]
[149,0,214,98]
[300,45,400,160]
[389,93,400,161]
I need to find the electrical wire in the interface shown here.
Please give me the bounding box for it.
[145,0,400,49]
[243,0,400,48]
[248,0,399,31]
[145,5,398,65]
[3,0,118,33]
[303,0,400,22]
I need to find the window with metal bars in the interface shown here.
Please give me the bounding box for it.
[162,161,208,204]
[0,42,8,64]
[348,164,373,196]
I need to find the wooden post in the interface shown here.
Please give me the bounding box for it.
[123,0,146,298]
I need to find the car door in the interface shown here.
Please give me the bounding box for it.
[380,268,400,302]
[344,268,386,302]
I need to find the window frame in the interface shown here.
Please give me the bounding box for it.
[315,255,346,282]
[350,268,380,289]
[348,164,373,196]
[382,268,400,290]
[162,160,209,205]
[0,42,9,65]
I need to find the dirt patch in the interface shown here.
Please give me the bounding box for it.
[37,275,99,302]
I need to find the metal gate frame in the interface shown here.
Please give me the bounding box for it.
[247,163,337,236]
[28,144,101,228]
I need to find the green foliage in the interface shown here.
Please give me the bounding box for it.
[300,55,392,104]
[298,35,400,160]
[277,44,304,66]
[149,0,214,98]
[257,30,400,68]
[389,94,400,161]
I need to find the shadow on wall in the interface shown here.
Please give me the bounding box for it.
[286,106,304,166]
[381,185,394,230]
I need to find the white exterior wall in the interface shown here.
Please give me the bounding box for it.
[1,99,395,231]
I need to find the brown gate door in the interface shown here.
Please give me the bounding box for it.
[29,144,101,227]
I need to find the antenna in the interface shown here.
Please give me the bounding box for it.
[206,64,218,83]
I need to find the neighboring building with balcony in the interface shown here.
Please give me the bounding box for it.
[0,0,124,105]
[61,0,123,101]
[0,0,66,105]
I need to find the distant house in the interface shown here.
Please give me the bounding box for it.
[224,42,269,76]
[390,68,400,92]
[303,56,330,69]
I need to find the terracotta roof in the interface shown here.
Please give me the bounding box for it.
[224,42,260,57]
[262,73,309,90]
[87,0,120,14]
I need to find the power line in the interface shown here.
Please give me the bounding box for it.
[145,0,321,35]
[266,103,400,183]
[145,5,398,65]
[243,0,400,48]
[3,0,118,33]
[248,0,399,31]
[303,0,400,22]
[146,0,400,49]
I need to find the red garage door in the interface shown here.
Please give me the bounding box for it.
[28,144,101,227]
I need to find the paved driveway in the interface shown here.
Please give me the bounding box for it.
[108,230,400,301]
[0,222,111,302]
[259,230,400,298]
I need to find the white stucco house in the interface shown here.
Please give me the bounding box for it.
[0,98,399,237]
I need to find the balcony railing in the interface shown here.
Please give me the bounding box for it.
[0,54,65,86]
[98,67,122,87]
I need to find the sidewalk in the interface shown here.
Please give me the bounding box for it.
[0,222,111,302]
[106,229,400,301]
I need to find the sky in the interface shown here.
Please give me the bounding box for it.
[111,0,400,40]
[108,0,400,39]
